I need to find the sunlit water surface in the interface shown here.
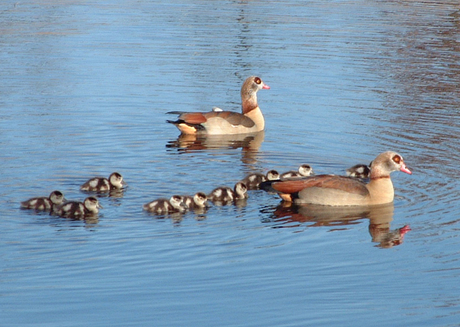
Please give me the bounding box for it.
[1,1,460,326]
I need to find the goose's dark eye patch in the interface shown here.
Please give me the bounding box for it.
[393,155,401,164]
[254,77,261,84]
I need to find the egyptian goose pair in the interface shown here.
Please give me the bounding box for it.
[261,151,411,206]
[169,78,411,206]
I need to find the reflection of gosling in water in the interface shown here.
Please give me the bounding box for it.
[208,182,248,204]
[346,162,372,179]
[242,170,280,190]
[21,190,66,211]
[182,192,208,211]
[55,196,102,218]
[80,172,125,192]
[143,195,186,214]
[280,164,314,179]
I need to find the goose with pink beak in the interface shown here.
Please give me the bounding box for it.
[260,151,412,206]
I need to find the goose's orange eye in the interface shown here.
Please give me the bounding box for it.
[254,77,261,84]
[393,155,401,164]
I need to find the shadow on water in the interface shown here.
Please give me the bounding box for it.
[261,202,410,248]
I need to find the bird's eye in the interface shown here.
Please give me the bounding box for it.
[393,155,401,164]
[254,77,261,84]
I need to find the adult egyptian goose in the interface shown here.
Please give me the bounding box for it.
[54,196,102,218]
[143,195,187,214]
[260,151,411,206]
[242,170,280,190]
[167,76,270,135]
[280,164,314,179]
[80,172,125,192]
[21,190,66,211]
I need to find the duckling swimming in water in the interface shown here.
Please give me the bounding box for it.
[241,170,280,190]
[20,190,65,211]
[80,172,125,192]
[143,195,187,214]
[280,164,314,179]
[208,181,248,204]
[54,196,102,218]
[346,163,371,179]
[182,192,208,211]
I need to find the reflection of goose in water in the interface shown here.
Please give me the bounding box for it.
[166,130,265,152]
[167,76,270,135]
[370,224,411,248]
[166,131,265,165]
[262,202,410,248]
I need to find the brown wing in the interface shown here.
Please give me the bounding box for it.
[271,175,369,196]
[178,112,208,124]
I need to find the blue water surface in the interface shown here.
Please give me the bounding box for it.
[1,1,460,326]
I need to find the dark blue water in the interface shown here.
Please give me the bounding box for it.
[2,1,460,326]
